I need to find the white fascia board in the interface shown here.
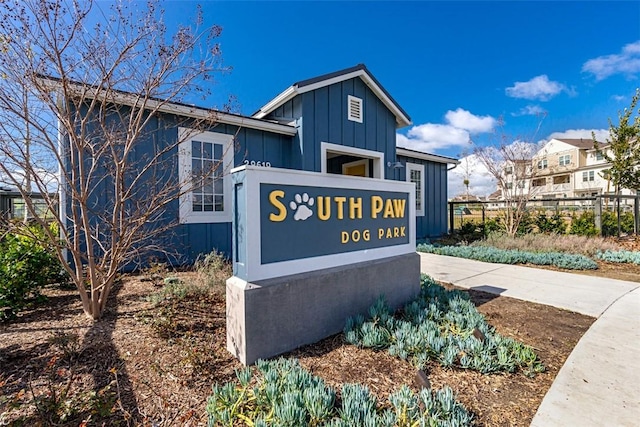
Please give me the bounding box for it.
[39,76,297,136]
[252,86,297,119]
[253,70,412,128]
[396,147,459,165]
[297,70,412,128]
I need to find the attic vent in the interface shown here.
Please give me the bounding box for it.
[347,95,363,123]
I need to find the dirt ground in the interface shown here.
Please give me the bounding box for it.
[0,263,604,426]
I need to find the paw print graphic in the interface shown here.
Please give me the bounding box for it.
[289,193,314,221]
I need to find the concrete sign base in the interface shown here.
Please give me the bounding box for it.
[226,252,420,365]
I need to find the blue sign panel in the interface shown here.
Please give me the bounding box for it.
[260,184,410,264]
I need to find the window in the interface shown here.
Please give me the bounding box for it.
[517,180,525,189]
[506,182,513,189]
[406,163,424,216]
[559,154,571,166]
[582,171,595,182]
[595,152,604,161]
[537,159,548,170]
[347,95,363,123]
[178,128,234,224]
[505,166,513,175]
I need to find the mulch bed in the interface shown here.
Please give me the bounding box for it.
[1,273,595,426]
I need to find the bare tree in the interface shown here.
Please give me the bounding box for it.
[473,121,540,237]
[0,0,229,320]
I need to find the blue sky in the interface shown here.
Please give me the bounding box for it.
[107,1,640,195]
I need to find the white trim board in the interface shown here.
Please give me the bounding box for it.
[321,142,384,179]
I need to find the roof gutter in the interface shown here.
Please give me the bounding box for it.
[396,147,459,165]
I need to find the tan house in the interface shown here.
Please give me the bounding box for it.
[529,138,634,201]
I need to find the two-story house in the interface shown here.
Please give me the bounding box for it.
[530,138,634,202]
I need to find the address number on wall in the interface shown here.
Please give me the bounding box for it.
[244,160,271,167]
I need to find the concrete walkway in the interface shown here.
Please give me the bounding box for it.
[418,252,640,426]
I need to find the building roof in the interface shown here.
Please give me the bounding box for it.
[396,147,459,165]
[252,64,412,128]
[555,138,602,150]
[38,75,298,136]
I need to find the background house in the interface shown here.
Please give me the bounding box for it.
[495,138,635,206]
[61,64,457,265]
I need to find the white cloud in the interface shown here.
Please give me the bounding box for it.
[512,105,546,117]
[611,94,626,102]
[444,108,496,133]
[397,123,470,152]
[448,154,497,198]
[546,128,610,143]
[582,40,640,81]
[397,109,496,153]
[0,168,59,193]
[505,75,567,101]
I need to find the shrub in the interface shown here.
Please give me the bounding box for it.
[0,225,67,320]
[417,243,598,270]
[597,249,640,265]
[601,211,635,236]
[516,211,535,236]
[193,249,231,292]
[534,211,567,234]
[345,275,545,377]
[456,221,484,243]
[474,232,620,257]
[569,211,598,237]
[484,217,502,234]
[206,357,473,426]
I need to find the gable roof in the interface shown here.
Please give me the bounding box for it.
[554,138,599,150]
[252,64,412,128]
[38,75,297,136]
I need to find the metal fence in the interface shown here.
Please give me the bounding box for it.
[448,195,640,236]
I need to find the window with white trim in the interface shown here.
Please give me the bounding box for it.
[178,128,234,224]
[537,159,548,170]
[559,154,571,166]
[347,95,363,123]
[406,162,425,216]
[582,171,594,182]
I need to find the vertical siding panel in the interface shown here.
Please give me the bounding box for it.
[353,79,366,149]
[328,84,342,144]
[341,80,355,147]
[314,85,329,151]
[364,88,377,150]
[301,92,316,171]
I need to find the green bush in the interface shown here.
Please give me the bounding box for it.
[206,358,473,426]
[535,211,567,234]
[569,211,598,237]
[0,225,67,320]
[345,275,545,377]
[516,211,535,236]
[456,221,485,243]
[484,217,502,234]
[601,211,635,236]
[417,243,598,270]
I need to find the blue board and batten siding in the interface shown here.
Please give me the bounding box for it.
[397,156,450,239]
[64,66,455,269]
[267,77,397,176]
[170,121,293,263]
